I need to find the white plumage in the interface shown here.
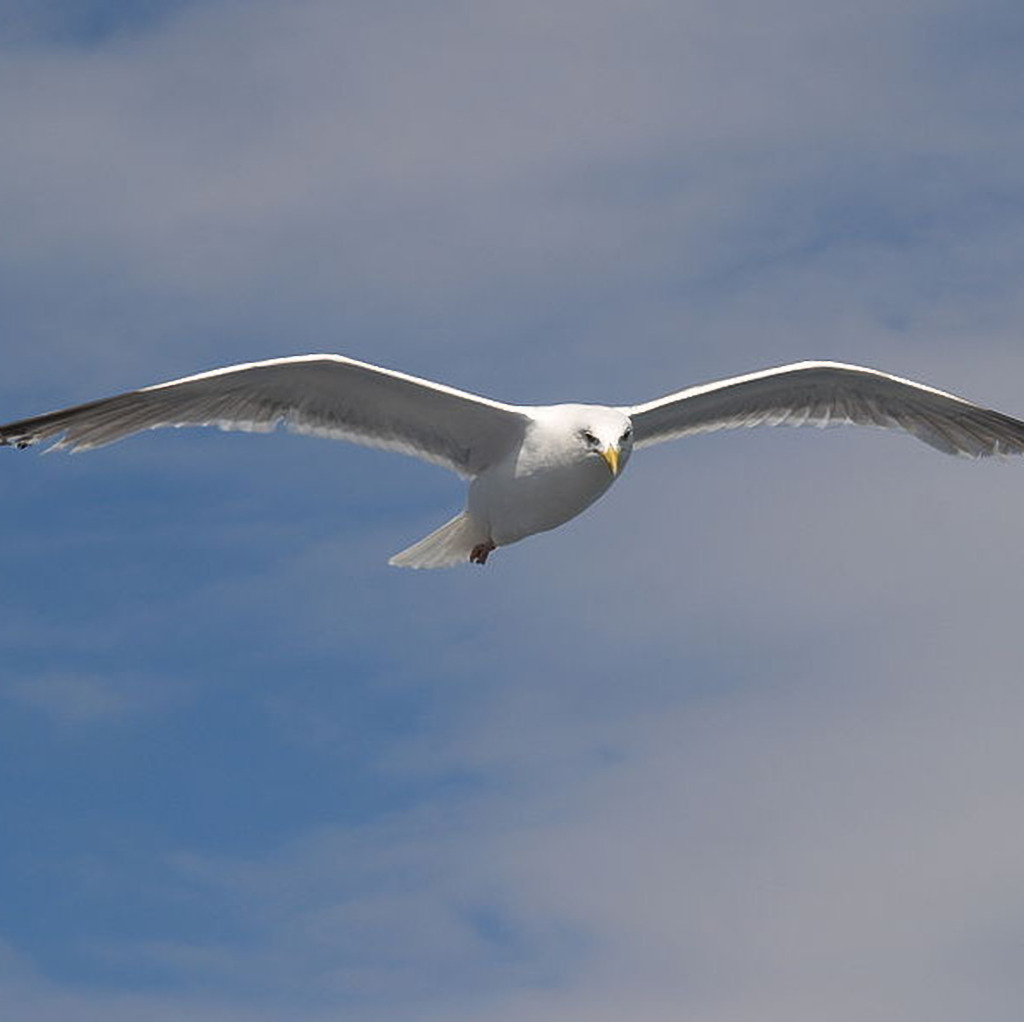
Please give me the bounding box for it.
[3,355,1024,567]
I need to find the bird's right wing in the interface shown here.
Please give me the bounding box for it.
[0,354,530,477]
[623,361,1024,457]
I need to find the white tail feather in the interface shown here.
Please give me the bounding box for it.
[388,512,488,569]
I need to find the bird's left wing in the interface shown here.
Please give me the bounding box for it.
[622,361,1024,457]
[0,354,529,476]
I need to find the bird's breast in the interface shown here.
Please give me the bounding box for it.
[469,452,616,546]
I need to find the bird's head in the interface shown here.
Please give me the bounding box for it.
[574,407,634,477]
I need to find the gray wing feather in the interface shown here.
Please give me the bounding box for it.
[0,355,529,476]
[623,361,1024,457]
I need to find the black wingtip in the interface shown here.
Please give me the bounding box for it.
[0,435,33,450]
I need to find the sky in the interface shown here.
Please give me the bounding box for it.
[2,0,1024,1019]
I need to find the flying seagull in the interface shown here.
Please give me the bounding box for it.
[3,356,1024,567]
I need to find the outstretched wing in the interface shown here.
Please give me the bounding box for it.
[0,354,529,477]
[622,361,1024,457]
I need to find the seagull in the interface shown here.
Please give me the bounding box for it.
[3,355,1024,567]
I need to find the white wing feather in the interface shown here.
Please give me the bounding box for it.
[0,354,529,477]
[623,361,1024,457]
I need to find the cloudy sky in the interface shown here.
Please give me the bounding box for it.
[3,1,1024,1019]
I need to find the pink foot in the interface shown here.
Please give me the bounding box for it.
[470,540,495,565]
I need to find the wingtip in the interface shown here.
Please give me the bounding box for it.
[1,436,33,450]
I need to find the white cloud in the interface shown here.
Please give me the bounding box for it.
[2,0,1022,395]
[2,671,148,724]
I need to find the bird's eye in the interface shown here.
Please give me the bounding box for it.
[581,430,599,446]
[621,426,632,441]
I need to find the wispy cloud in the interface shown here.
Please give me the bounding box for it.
[2,670,158,725]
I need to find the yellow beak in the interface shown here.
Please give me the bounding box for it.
[600,445,620,477]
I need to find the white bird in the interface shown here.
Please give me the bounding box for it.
[3,355,1024,568]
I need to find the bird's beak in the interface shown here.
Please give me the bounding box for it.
[600,444,620,477]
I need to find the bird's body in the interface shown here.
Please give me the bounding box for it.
[3,355,1024,567]
[471,405,632,546]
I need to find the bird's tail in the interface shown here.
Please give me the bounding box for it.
[388,512,488,569]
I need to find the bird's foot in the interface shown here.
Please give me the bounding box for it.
[470,540,495,565]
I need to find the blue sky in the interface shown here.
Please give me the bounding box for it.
[3,1,1024,1019]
